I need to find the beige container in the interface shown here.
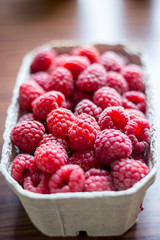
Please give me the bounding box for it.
[0,41,158,237]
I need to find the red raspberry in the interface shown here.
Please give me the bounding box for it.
[35,142,68,174]
[84,176,114,192]
[11,120,45,154]
[71,45,100,63]
[72,90,92,106]
[29,72,51,91]
[130,153,147,164]
[100,51,124,72]
[30,49,56,73]
[11,154,36,185]
[122,91,146,113]
[98,106,129,131]
[64,56,90,79]
[76,64,106,93]
[111,158,149,190]
[48,54,70,73]
[32,91,66,119]
[75,99,102,121]
[93,87,122,110]
[126,109,146,120]
[49,164,85,193]
[85,168,111,179]
[69,113,100,151]
[94,129,132,165]
[124,118,150,153]
[47,67,74,97]
[38,133,70,152]
[24,173,50,194]
[121,64,145,92]
[69,149,101,172]
[106,71,128,95]
[47,108,76,139]
[18,113,42,123]
[19,80,45,111]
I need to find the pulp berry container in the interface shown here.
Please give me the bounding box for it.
[0,41,158,237]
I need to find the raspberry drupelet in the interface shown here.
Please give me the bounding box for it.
[11,120,45,154]
[49,164,85,193]
[76,63,106,93]
[47,108,76,139]
[69,113,100,151]
[94,129,132,165]
[75,99,102,121]
[111,158,149,190]
[35,142,68,174]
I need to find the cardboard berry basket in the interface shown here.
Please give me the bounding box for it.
[0,41,159,237]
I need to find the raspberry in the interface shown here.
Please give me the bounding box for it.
[23,173,50,194]
[93,87,122,110]
[76,64,106,93]
[75,99,102,121]
[71,46,100,63]
[126,109,146,120]
[69,113,100,151]
[122,91,146,113]
[38,133,70,152]
[72,90,92,106]
[106,71,128,95]
[124,118,150,153]
[98,106,129,131]
[49,164,85,193]
[11,120,45,154]
[84,176,114,192]
[11,154,36,185]
[29,72,51,91]
[65,98,73,110]
[94,129,132,165]
[111,158,149,190]
[48,54,70,73]
[19,80,45,111]
[32,91,66,119]
[47,67,74,97]
[30,49,56,73]
[100,51,124,72]
[35,142,68,174]
[47,108,76,139]
[18,113,42,123]
[64,56,90,79]
[130,153,147,164]
[69,149,101,172]
[121,64,145,92]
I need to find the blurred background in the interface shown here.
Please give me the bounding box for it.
[0,0,160,239]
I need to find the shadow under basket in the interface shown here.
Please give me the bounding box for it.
[0,41,158,237]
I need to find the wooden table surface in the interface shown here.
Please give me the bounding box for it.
[0,0,160,239]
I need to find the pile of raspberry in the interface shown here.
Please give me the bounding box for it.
[10,46,150,194]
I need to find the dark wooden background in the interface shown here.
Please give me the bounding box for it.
[0,0,160,239]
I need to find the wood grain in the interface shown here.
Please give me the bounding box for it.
[0,0,160,239]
